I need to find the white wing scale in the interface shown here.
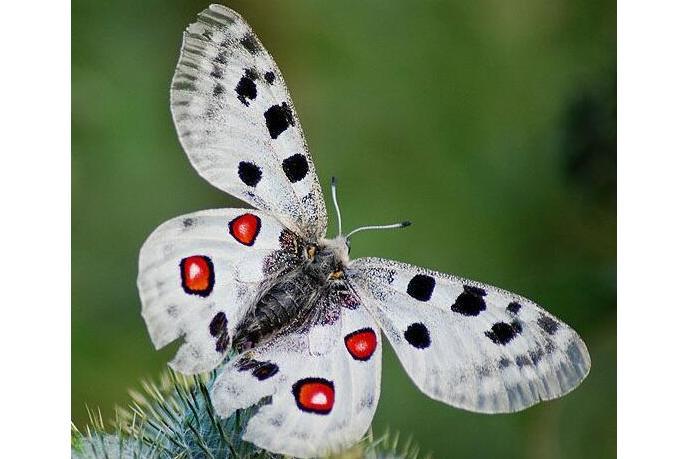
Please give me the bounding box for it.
[349,257,590,413]
[171,4,326,240]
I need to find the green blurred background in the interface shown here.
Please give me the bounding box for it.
[72,1,615,457]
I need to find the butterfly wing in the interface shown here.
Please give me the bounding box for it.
[137,208,305,374]
[171,5,327,240]
[348,257,590,414]
[211,298,381,458]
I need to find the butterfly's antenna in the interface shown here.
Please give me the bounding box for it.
[346,221,411,240]
[331,176,343,236]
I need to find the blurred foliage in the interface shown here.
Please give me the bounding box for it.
[72,0,615,458]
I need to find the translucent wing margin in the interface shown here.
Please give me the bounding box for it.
[138,208,304,374]
[171,4,327,240]
[348,257,590,413]
[211,301,381,458]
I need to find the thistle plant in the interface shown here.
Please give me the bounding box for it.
[71,369,427,459]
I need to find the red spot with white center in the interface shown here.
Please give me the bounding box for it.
[229,213,261,246]
[180,255,214,296]
[344,328,377,361]
[292,378,335,414]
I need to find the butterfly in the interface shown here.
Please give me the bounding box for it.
[137,4,591,458]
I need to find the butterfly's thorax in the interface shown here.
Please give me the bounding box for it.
[232,237,350,352]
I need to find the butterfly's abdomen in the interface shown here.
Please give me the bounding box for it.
[233,272,321,352]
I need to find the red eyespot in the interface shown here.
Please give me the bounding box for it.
[344,328,377,361]
[229,213,261,246]
[180,256,214,296]
[292,378,335,414]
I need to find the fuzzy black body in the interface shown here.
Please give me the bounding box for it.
[232,242,349,352]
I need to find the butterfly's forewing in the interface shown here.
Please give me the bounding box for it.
[349,257,590,413]
[138,208,304,374]
[171,4,327,240]
[211,301,381,458]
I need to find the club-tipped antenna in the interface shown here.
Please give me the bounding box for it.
[331,176,411,240]
[331,176,343,236]
[346,221,411,240]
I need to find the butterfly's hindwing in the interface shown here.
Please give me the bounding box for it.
[170,4,327,240]
[137,208,304,374]
[348,257,590,413]
[211,295,381,459]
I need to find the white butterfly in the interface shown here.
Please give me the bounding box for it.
[137,4,591,458]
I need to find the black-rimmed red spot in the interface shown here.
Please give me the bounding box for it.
[292,378,335,415]
[180,256,214,296]
[344,328,377,361]
[229,213,261,246]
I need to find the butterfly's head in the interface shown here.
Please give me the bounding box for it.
[305,236,350,282]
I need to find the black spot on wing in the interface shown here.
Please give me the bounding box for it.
[209,312,227,337]
[265,71,275,84]
[537,314,560,335]
[210,65,223,79]
[264,103,294,139]
[515,355,531,368]
[236,357,260,372]
[406,274,435,301]
[209,312,230,353]
[235,76,257,106]
[240,33,260,54]
[529,347,545,365]
[545,339,556,354]
[451,285,487,316]
[404,322,431,349]
[215,334,230,353]
[214,50,228,65]
[238,161,262,187]
[485,321,521,345]
[507,301,522,314]
[213,83,224,96]
[282,154,309,183]
[172,81,196,92]
[252,362,279,381]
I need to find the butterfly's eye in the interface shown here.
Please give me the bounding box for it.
[306,244,317,260]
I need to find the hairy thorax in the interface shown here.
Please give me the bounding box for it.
[232,236,352,352]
